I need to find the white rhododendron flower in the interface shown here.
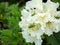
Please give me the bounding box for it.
[19,0,60,45]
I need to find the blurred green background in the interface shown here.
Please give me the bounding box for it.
[0,0,60,45]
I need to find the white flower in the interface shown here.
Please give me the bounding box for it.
[22,30,43,45]
[19,0,60,45]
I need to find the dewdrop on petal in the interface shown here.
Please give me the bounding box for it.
[19,0,60,45]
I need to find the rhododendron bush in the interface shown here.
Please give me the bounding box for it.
[0,0,60,45]
[19,0,60,45]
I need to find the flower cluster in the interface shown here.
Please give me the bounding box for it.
[19,0,60,45]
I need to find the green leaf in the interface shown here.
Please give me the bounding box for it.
[54,32,60,43]
[8,4,20,17]
[0,30,12,36]
[46,34,60,45]
[52,0,60,3]
[0,2,8,13]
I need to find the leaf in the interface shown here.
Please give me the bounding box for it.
[54,32,60,43]
[8,4,20,17]
[0,30,12,37]
[46,34,60,45]
[0,2,8,13]
[52,0,60,3]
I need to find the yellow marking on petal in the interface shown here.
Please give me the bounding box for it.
[38,15,47,23]
[46,22,54,29]
[28,24,41,32]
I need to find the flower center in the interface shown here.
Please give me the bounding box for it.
[38,15,47,23]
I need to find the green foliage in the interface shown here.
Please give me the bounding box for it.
[0,1,33,45]
[0,0,60,45]
[52,0,60,3]
[45,33,60,45]
[0,2,26,45]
